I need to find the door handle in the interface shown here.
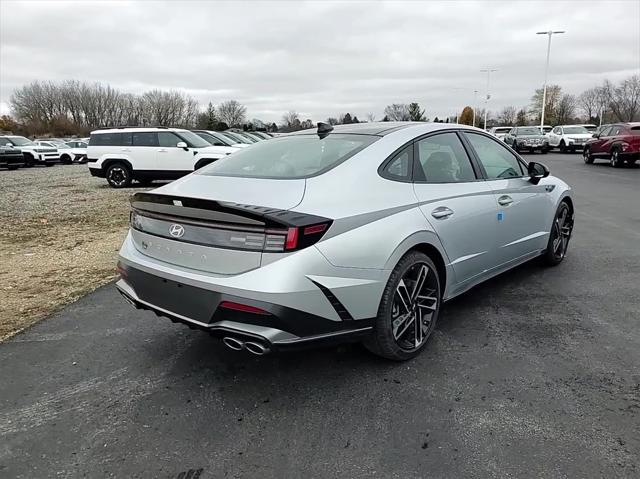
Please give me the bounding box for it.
[498,195,513,206]
[158,149,167,152]
[431,206,454,219]
[120,148,131,152]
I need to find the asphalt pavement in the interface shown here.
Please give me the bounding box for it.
[1,152,639,478]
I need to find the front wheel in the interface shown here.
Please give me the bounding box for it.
[60,154,72,164]
[106,163,132,188]
[559,141,567,153]
[541,201,573,266]
[365,252,441,361]
[583,147,594,164]
[610,149,622,168]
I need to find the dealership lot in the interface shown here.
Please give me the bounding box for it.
[0,154,638,478]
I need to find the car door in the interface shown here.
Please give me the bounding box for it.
[131,131,159,170]
[462,132,552,267]
[590,126,612,156]
[157,131,193,174]
[412,131,499,285]
[548,127,561,147]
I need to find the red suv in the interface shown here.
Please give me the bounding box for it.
[583,123,640,167]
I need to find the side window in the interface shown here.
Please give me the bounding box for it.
[381,145,412,182]
[158,132,182,147]
[90,132,122,146]
[132,132,158,147]
[414,133,476,183]
[552,127,560,134]
[609,126,621,136]
[464,133,525,179]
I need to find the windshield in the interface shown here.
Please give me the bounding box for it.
[175,130,211,148]
[517,128,542,135]
[222,131,252,144]
[564,127,588,134]
[199,133,377,179]
[495,128,511,133]
[6,136,34,146]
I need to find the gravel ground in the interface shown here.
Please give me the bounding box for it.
[0,165,151,340]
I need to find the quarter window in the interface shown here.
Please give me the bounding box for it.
[414,133,476,183]
[132,132,159,147]
[381,146,412,181]
[464,133,525,179]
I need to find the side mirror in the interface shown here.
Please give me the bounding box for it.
[5,142,13,147]
[592,133,599,138]
[528,161,549,184]
[176,141,188,150]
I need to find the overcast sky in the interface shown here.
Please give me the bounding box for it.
[1,0,639,122]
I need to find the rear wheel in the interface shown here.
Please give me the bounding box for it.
[23,154,34,167]
[60,154,72,164]
[365,252,441,361]
[610,149,622,168]
[583,147,594,164]
[106,163,132,188]
[542,201,573,266]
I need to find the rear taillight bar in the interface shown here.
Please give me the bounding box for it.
[130,209,331,253]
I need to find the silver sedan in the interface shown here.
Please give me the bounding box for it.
[116,122,574,360]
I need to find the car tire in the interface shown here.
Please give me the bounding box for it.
[60,154,72,164]
[541,201,573,266]
[541,147,548,154]
[23,154,34,167]
[513,143,519,153]
[364,251,441,361]
[106,162,132,188]
[559,141,567,153]
[583,147,594,164]
[45,163,55,167]
[610,149,622,168]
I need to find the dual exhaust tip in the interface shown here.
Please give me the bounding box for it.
[222,336,271,355]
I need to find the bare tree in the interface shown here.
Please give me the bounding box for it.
[601,75,640,121]
[578,88,599,122]
[555,94,577,124]
[383,103,411,121]
[365,112,376,122]
[496,106,517,126]
[216,100,247,127]
[325,117,339,126]
[282,110,300,128]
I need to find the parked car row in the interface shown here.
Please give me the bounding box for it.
[0,135,90,170]
[86,127,273,187]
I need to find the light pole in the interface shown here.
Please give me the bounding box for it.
[473,90,478,127]
[537,30,565,129]
[480,69,497,130]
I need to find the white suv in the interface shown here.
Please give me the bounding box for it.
[547,125,593,153]
[0,135,61,167]
[87,127,238,188]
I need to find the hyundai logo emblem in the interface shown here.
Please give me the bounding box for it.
[169,224,185,238]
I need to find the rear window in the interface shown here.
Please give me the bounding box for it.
[199,134,377,179]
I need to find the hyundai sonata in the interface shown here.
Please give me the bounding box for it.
[116,122,574,360]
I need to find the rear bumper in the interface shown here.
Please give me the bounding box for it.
[115,267,373,351]
[115,230,386,351]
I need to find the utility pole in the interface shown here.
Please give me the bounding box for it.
[537,30,565,129]
[473,90,478,127]
[480,69,497,130]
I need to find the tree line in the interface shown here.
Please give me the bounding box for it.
[2,74,637,136]
[457,74,639,127]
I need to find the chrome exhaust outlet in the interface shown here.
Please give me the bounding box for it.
[222,337,245,351]
[244,341,270,356]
